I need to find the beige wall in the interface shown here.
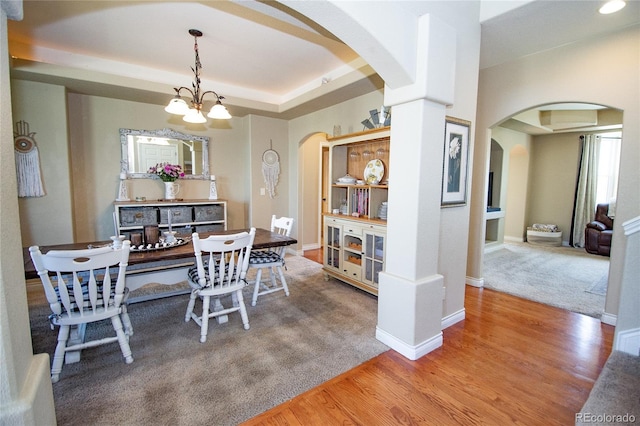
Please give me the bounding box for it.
[13,80,73,246]
[247,115,289,231]
[10,86,252,243]
[528,131,582,242]
[505,144,530,241]
[1,3,56,422]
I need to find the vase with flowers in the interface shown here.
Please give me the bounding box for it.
[148,163,185,199]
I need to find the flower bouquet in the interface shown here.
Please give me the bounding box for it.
[148,163,185,182]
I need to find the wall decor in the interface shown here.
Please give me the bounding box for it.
[262,140,280,198]
[13,120,45,197]
[361,106,391,130]
[119,128,209,179]
[441,116,471,207]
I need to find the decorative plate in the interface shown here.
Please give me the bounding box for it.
[364,159,384,184]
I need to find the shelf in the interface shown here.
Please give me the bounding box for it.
[486,210,505,220]
[323,212,387,226]
[114,199,227,243]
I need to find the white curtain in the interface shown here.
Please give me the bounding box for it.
[571,134,600,247]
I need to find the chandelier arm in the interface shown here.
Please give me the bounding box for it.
[174,87,196,99]
[200,90,225,102]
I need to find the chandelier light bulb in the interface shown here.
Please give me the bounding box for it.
[164,97,189,115]
[208,101,232,119]
[183,108,207,124]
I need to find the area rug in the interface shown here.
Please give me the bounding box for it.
[28,255,388,425]
[483,242,609,318]
[579,350,640,422]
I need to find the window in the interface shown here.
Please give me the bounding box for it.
[596,131,621,206]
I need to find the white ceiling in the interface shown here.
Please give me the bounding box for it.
[7,0,640,122]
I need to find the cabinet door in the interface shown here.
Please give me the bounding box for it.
[324,222,342,271]
[363,231,385,288]
[342,233,363,278]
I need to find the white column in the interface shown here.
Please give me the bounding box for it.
[376,100,447,360]
[375,14,456,360]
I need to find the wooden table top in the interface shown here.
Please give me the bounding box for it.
[23,228,296,280]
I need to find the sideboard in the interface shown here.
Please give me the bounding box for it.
[114,199,227,241]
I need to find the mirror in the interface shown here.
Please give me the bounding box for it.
[119,128,209,179]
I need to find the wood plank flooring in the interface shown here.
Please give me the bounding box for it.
[243,248,614,425]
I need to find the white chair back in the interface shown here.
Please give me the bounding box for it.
[247,216,294,306]
[29,241,134,382]
[191,229,255,292]
[31,244,131,318]
[185,228,256,342]
[270,215,294,256]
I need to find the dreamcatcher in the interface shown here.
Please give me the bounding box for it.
[14,120,45,197]
[262,140,280,198]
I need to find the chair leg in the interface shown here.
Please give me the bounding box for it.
[185,290,198,322]
[268,267,278,288]
[111,315,134,364]
[121,305,134,336]
[200,295,211,343]
[276,265,290,297]
[51,325,70,383]
[236,289,250,330]
[252,268,263,306]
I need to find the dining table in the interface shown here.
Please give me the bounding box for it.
[24,228,297,364]
[23,227,297,302]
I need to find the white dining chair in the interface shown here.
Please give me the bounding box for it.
[248,216,293,306]
[29,241,133,383]
[184,228,256,343]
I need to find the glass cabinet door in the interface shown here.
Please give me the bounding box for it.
[325,223,341,270]
[363,232,385,288]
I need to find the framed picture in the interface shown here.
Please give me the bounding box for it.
[441,116,471,207]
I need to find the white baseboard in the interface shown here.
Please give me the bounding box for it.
[302,242,321,251]
[376,327,443,360]
[504,236,523,243]
[466,276,484,287]
[484,243,504,254]
[601,312,617,326]
[442,308,465,329]
[615,328,640,356]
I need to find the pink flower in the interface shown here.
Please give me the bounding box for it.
[148,163,184,182]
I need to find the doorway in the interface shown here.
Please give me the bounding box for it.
[482,102,622,316]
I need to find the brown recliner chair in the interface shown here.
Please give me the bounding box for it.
[585,203,613,256]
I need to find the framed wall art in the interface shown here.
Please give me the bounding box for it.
[441,116,471,207]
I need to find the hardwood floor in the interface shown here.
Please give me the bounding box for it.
[303,247,323,264]
[246,248,614,425]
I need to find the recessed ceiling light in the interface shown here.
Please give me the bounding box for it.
[599,0,626,14]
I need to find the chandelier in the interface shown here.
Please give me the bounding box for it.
[164,29,231,123]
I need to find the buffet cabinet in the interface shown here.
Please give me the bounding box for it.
[324,215,386,295]
[322,127,390,295]
[327,126,390,220]
[114,199,227,241]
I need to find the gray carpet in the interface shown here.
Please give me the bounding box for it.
[28,255,388,425]
[579,350,640,425]
[484,242,609,318]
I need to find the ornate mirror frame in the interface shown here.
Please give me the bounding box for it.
[119,128,209,180]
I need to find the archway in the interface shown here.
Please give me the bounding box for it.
[480,102,622,317]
